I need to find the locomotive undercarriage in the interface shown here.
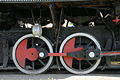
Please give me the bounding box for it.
[0,1,119,74]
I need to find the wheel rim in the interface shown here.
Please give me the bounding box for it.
[59,33,101,74]
[12,34,53,74]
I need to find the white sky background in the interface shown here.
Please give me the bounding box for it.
[19,20,74,28]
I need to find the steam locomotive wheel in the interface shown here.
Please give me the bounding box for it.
[59,33,101,74]
[12,34,53,74]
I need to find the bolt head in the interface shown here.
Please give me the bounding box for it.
[39,52,45,58]
[89,52,95,58]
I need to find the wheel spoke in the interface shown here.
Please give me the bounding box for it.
[32,38,35,47]
[86,60,93,66]
[87,41,93,47]
[79,37,81,46]
[79,61,82,70]
[39,42,45,48]
[32,61,35,70]
[38,59,45,66]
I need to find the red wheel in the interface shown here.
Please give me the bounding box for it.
[12,34,53,74]
[59,33,101,74]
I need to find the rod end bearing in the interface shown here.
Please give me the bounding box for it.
[89,52,95,58]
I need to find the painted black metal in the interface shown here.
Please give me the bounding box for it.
[0,0,119,70]
[0,0,93,3]
[0,29,31,68]
[67,48,100,60]
[2,39,9,67]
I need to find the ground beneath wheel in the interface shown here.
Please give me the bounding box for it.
[0,69,120,80]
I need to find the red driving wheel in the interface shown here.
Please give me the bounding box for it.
[60,33,101,74]
[12,34,53,74]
